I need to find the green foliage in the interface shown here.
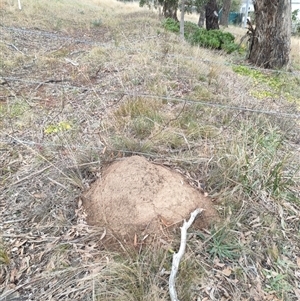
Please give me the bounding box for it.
[163,18,238,53]
[189,28,237,53]
[188,0,241,13]
[232,65,285,89]
[206,226,241,260]
[292,9,300,35]
[139,0,179,14]
[0,100,30,118]
[0,242,10,265]
[163,17,180,33]
[229,0,242,12]
[182,20,199,36]
[292,9,299,22]
[44,121,72,134]
[232,65,294,100]
[91,18,102,27]
[263,270,292,299]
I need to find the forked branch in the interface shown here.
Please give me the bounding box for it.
[169,208,204,301]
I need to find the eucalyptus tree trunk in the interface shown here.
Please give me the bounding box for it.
[180,0,185,39]
[205,0,219,30]
[197,3,206,27]
[163,0,179,21]
[220,0,231,27]
[248,0,291,69]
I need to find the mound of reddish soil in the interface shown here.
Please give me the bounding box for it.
[83,156,218,240]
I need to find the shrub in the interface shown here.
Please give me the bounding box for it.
[163,18,238,53]
[163,17,180,33]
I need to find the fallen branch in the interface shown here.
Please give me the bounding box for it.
[169,208,204,301]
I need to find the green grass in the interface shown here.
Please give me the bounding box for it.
[206,226,241,260]
[207,121,298,203]
[0,243,10,265]
[232,65,300,103]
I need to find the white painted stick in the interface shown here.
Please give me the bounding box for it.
[169,208,204,301]
[18,0,22,10]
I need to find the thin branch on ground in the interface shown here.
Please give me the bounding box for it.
[169,208,204,301]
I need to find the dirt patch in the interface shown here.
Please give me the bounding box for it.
[83,156,218,242]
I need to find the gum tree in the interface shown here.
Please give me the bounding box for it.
[219,0,231,26]
[248,0,291,68]
[139,0,179,21]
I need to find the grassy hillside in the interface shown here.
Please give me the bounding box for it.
[1,0,300,300]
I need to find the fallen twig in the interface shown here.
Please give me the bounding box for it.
[169,208,203,301]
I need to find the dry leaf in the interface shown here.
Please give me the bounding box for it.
[91,265,103,275]
[268,244,279,261]
[222,266,232,277]
[33,193,47,199]
[10,268,18,282]
[213,257,225,268]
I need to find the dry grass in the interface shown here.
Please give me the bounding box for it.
[291,36,300,69]
[1,1,300,300]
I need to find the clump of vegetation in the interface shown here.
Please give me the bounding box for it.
[0,243,10,265]
[232,65,300,102]
[163,18,238,53]
[208,121,298,203]
[91,18,102,27]
[232,65,284,89]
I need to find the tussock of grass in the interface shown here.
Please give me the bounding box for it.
[208,120,298,202]
[0,242,10,265]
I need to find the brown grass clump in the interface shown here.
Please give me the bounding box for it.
[1,0,300,300]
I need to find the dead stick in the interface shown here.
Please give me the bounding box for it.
[169,208,203,301]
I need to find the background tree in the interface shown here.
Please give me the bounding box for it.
[194,0,208,27]
[205,0,219,30]
[219,0,231,26]
[248,0,291,69]
[180,0,185,38]
[140,0,179,20]
[231,0,241,11]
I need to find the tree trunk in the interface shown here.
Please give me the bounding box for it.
[205,0,219,30]
[163,0,179,21]
[248,0,291,69]
[198,3,206,27]
[219,0,231,27]
[180,0,185,39]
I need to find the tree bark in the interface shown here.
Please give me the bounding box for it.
[180,0,185,39]
[198,3,206,27]
[248,0,291,69]
[220,0,231,27]
[205,0,219,30]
